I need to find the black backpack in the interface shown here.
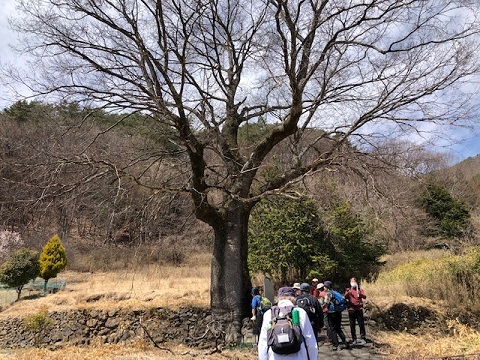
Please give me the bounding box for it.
[267,305,303,355]
[296,295,316,319]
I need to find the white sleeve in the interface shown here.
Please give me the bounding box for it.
[257,309,271,360]
[299,308,318,360]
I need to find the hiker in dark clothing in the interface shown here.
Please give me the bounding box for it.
[344,277,367,345]
[323,280,350,351]
[296,282,322,341]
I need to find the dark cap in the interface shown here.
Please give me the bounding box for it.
[277,286,296,298]
[300,282,310,292]
[324,280,333,288]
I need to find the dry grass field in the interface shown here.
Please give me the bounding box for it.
[0,253,212,320]
[1,250,480,359]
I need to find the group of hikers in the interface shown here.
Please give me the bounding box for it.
[251,277,367,359]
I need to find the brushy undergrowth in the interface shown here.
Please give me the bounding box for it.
[372,247,480,307]
[23,307,54,332]
[367,247,480,359]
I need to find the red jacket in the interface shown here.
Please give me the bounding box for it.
[344,287,366,311]
[318,290,329,313]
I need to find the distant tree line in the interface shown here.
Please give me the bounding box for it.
[1,100,478,276]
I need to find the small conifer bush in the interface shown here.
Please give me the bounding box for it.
[39,234,67,294]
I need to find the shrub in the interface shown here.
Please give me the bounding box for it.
[248,196,387,285]
[23,307,54,332]
[39,234,67,294]
[0,248,39,301]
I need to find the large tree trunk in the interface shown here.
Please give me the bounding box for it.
[210,200,252,344]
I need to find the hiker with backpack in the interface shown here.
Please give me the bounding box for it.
[344,277,367,346]
[323,280,351,351]
[251,287,265,336]
[316,282,331,345]
[296,283,322,342]
[258,286,318,360]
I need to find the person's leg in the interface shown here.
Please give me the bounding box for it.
[327,313,339,348]
[348,310,357,342]
[255,313,263,337]
[324,312,332,343]
[357,309,367,341]
[334,312,347,345]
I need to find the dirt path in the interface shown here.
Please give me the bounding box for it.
[317,310,384,359]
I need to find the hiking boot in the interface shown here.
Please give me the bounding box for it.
[358,339,367,346]
[323,341,332,346]
[341,343,352,350]
[332,346,338,351]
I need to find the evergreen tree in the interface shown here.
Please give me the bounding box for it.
[324,200,386,281]
[248,196,387,284]
[418,183,471,238]
[248,196,334,284]
[39,234,67,294]
[0,248,39,301]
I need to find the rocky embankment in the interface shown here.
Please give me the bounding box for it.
[0,307,224,349]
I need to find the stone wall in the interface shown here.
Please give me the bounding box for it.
[0,307,221,349]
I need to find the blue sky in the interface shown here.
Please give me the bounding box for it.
[0,0,479,163]
[450,135,480,162]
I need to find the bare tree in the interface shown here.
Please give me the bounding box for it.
[6,0,480,339]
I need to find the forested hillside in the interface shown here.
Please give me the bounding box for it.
[1,101,478,274]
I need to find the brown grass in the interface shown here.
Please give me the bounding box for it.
[0,252,211,319]
[363,249,480,359]
[0,343,257,360]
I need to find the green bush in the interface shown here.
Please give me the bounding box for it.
[324,200,387,281]
[23,308,54,332]
[39,234,67,294]
[0,248,40,301]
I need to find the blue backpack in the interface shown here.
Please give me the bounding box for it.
[328,290,347,312]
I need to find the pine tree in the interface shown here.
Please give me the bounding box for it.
[0,248,39,301]
[39,234,67,294]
